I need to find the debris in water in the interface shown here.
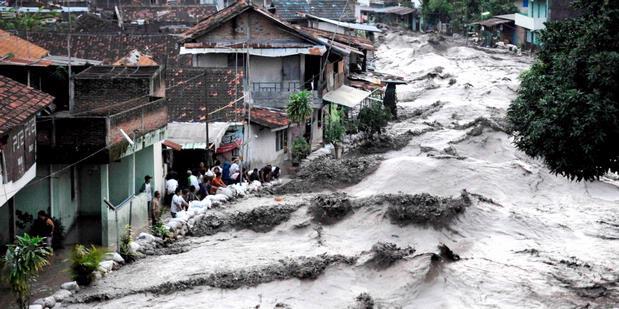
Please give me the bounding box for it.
[380,190,471,227]
[437,244,461,262]
[349,292,375,309]
[309,193,353,224]
[366,242,415,269]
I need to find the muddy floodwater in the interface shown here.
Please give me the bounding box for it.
[64,33,619,308]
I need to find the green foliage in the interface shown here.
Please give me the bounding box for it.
[119,225,137,263]
[423,0,517,29]
[507,0,619,181]
[358,102,392,136]
[287,90,312,124]
[69,244,105,286]
[422,0,453,24]
[151,222,170,240]
[324,111,346,144]
[291,137,311,161]
[2,234,52,309]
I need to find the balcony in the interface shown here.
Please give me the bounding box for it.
[252,81,302,92]
[515,13,547,31]
[251,80,320,109]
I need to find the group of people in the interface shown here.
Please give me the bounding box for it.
[160,158,281,218]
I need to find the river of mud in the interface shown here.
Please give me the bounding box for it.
[62,32,618,308]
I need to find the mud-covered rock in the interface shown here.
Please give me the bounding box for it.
[309,193,353,224]
[275,156,381,194]
[381,190,471,227]
[366,242,415,269]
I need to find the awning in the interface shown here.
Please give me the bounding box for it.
[165,122,237,150]
[322,85,371,108]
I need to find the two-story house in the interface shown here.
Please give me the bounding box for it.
[13,65,168,248]
[515,0,579,47]
[0,75,54,248]
[179,0,351,168]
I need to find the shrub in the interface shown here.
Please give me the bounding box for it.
[69,244,105,286]
[358,102,392,135]
[119,225,137,263]
[291,137,311,163]
[151,222,170,240]
[324,117,346,145]
[2,234,52,309]
[287,90,312,124]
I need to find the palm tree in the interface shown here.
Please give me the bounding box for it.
[2,234,52,309]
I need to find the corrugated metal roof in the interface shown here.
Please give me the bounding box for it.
[323,85,371,108]
[359,6,416,15]
[166,122,235,150]
[304,13,382,32]
[273,0,356,22]
[472,18,513,27]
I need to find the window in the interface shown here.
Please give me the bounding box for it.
[523,0,528,8]
[227,53,246,67]
[275,129,287,152]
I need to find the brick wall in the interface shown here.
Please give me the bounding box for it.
[74,79,152,113]
[166,67,242,123]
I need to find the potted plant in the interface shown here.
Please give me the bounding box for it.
[291,137,311,166]
[2,234,52,309]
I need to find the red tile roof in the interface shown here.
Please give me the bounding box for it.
[244,106,289,128]
[0,29,51,66]
[0,75,54,135]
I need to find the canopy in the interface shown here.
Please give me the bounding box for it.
[305,14,382,32]
[322,85,372,108]
[165,122,237,150]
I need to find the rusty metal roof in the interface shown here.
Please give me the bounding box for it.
[359,6,417,15]
[0,75,54,135]
[242,106,289,128]
[272,0,355,22]
[296,26,375,51]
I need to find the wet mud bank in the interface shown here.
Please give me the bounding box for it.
[69,254,357,304]
[275,155,381,194]
[191,202,305,236]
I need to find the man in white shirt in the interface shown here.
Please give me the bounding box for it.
[187,170,200,191]
[140,175,153,223]
[165,173,178,206]
[171,188,188,218]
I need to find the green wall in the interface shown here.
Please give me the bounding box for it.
[108,158,131,206]
[135,145,155,193]
[78,164,102,217]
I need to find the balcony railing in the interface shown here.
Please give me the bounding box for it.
[252,81,302,92]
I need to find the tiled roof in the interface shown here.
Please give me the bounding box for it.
[120,5,217,23]
[272,0,356,22]
[181,1,322,47]
[0,29,51,66]
[17,32,191,66]
[75,65,160,79]
[182,0,252,39]
[245,106,289,128]
[0,75,54,135]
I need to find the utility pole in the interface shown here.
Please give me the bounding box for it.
[204,71,212,167]
[66,0,74,112]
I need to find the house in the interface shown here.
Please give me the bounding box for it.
[13,65,168,248]
[514,0,579,47]
[358,5,418,31]
[471,14,518,46]
[0,75,55,248]
[179,0,351,167]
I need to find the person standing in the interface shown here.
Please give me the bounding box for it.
[165,172,178,206]
[171,188,188,218]
[30,211,55,247]
[151,191,161,225]
[187,170,200,191]
[140,175,153,223]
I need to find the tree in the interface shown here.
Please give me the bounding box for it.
[2,234,52,309]
[422,0,453,25]
[507,0,619,181]
[286,90,312,124]
[358,102,392,136]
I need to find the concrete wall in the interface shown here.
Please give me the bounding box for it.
[249,56,283,83]
[195,54,228,68]
[78,164,102,217]
[108,157,131,206]
[0,202,11,246]
[104,193,149,250]
[248,124,287,168]
[310,108,324,147]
